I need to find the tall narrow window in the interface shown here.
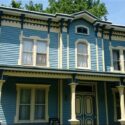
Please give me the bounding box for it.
[22,39,33,65]
[112,50,120,70]
[77,42,88,68]
[123,50,125,71]
[36,41,47,66]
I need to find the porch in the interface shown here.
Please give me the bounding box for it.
[0,65,124,125]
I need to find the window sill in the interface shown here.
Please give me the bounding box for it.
[18,64,50,68]
[14,120,48,124]
[75,32,89,35]
[76,67,90,70]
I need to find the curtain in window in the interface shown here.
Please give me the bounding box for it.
[22,40,33,65]
[36,41,47,66]
[34,89,45,120]
[113,50,120,70]
[77,43,88,67]
[19,89,31,120]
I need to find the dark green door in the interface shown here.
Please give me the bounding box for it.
[76,94,96,125]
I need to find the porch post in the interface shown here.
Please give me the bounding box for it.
[0,80,4,102]
[0,80,5,123]
[117,86,125,124]
[68,83,79,125]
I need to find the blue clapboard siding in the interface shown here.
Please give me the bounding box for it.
[62,32,67,69]
[1,77,59,125]
[97,82,107,125]
[104,39,111,72]
[0,26,20,65]
[49,32,58,68]
[63,80,70,125]
[23,28,48,38]
[98,38,103,71]
[69,19,97,70]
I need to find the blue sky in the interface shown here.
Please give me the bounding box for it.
[0,0,125,25]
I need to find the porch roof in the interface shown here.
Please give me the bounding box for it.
[0,65,124,82]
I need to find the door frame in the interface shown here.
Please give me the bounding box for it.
[76,82,99,125]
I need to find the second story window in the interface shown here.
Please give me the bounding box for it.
[112,48,125,72]
[76,25,89,35]
[21,38,49,67]
[112,50,120,71]
[77,42,88,68]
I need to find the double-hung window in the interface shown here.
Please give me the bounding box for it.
[112,50,120,71]
[77,42,88,68]
[15,84,50,123]
[112,49,125,72]
[21,38,48,67]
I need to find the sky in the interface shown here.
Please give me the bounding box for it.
[0,0,125,25]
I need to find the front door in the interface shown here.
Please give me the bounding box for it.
[76,85,96,125]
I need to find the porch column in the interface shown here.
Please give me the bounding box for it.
[0,80,5,123]
[68,83,79,125]
[117,86,125,124]
[0,80,4,102]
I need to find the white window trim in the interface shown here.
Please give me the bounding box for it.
[75,25,89,35]
[14,84,50,124]
[110,46,125,73]
[18,35,50,67]
[75,39,91,69]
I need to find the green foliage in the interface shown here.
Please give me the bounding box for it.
[25,0,43,12]
[45,0,108,20]
[11,0,22,9]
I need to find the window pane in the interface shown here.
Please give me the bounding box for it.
[77,27,88,34]
[37,41,47,53]
[77,43,87,54]
[19,105,30,120]
[23,40,33,52]
[23,53,33,65]
[35,89,45,120]
[35,89,45,104]
[20,89,31,104]
[113,50,120,70]
[115,93,120,119]
[19,89,31,120]
[36,54,46,66]
[77,55,88,67]
[35,105,45,120]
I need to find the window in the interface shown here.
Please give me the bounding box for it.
[77,42,89,68]
[112,48,125,72]
[76,26,89,35]
[21,38,49,67]
[112,89,121,121]
[112,50,120,70]
[15,84,50,123]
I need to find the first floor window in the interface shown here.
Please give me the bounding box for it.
[22,38,48,66]
[114,92,121,120]
[15,84,50,123]
[77,42,88,68]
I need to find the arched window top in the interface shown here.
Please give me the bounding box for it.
[75,25,89,35]
[77,42,88,54]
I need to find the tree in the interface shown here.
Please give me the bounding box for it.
[11,0,22,9]
[25,0,43,12]
[45,0,108,20]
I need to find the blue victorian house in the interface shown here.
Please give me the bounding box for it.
[0,6,125,125]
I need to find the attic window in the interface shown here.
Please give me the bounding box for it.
[76,26,89,35]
